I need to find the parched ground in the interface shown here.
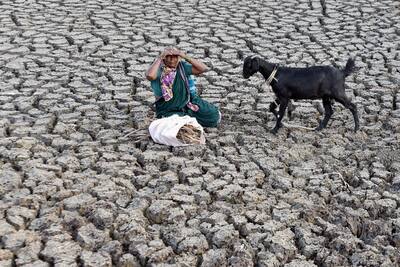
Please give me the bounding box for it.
[0,0,399,266]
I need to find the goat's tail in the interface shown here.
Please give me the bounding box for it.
[342,58,355,77]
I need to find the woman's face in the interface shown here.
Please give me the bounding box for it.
[164,55,179,68]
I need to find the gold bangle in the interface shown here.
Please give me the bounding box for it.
[185,56,192,62]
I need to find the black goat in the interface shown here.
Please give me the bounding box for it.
[243,56,359,134]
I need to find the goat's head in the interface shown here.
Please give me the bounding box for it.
[243,55,260,79]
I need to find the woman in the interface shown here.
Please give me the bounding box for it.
[145,47,221,128]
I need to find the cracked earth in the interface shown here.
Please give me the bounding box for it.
[0,0,399,266]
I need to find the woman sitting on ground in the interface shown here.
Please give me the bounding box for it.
[145,47,221,128]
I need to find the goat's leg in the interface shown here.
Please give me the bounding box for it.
[334,95,360,131]
[316,97,333,131]
[269,99,280,119]
[270,99,295,120]
[271,98,288,134]
[287,100,295,120]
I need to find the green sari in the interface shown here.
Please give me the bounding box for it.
[151,61,220,127]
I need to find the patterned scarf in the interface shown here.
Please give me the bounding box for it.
[160,63,199,112]
[160,66,177,101]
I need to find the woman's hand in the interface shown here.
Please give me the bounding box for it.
[159,47,207,75]
[165,47,185,58]
[159,49,169,59]
[146,49,171,80]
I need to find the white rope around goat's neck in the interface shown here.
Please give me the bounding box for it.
[266,66,278,84]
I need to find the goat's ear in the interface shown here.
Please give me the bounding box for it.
[252,57,260,70]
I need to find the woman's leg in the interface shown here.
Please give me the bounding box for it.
[188,95,221,127]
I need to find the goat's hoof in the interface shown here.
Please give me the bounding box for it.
[315,126,323,131]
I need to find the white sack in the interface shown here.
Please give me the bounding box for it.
[148,114,205,146]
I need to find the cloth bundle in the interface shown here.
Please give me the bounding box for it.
[149,114,205,146]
